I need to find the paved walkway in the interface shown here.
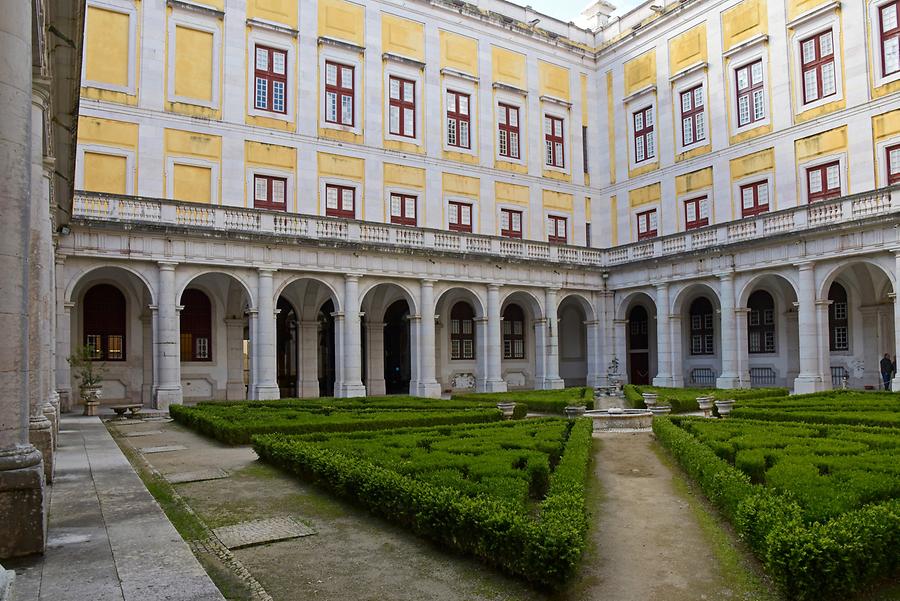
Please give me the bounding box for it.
[8,415,224,601]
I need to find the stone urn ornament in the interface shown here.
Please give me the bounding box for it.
[714,399,736,418]
[68,345,106,417]
[565,405,587,419]
[496,402,517,419]
[649,405,671,416]
[641,392,659,409]
[696,396,715,418]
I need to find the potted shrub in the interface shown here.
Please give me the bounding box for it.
[68,345,106,416]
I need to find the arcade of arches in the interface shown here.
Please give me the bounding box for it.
[59,257,900,408]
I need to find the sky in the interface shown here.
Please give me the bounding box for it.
[518,0,645,22]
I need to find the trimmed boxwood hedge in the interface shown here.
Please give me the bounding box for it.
[654,416,900,600]
[170,404,501,445]
[252,418,593,588]
[624,385,789,413]
[452,387,593,415]
[730,391,900,427]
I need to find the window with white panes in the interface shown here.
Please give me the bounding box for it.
[448,200,472,232]
[736,59,765,127]
[741,180,770,217]
[887,144,900,184]
[254,45,287,113]
[690,297,715,355]
[502,304,525,360]
[680,85,705,146]
[881,0,900,77]
[633,106,655,163]
[325,61,354,126]
[544,115,565,168]
[500,208,523,238]
[828,282,849,351]
[683,196,709,230]
[547,215,567,244]
[446,91,471,149]
[636,208,658,240]
[800,30,837,104]
[253,174,287,211]
[389,76,416,138]
[450,302,475,360]
[748,290,776,354]
[806,161,841,202]
[325,183,355,219]
[390,193,417,226]
[497,103,520,159]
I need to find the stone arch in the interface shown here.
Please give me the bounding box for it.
[176,269,255,311]
[817,257,895,300]
[65,263,156,305]
[673,282,722,387]
[360,282,418,396]
[738,273,801,388]
[617,291,657,385]
[557,294,592,387]
[275,274,343,316]
[499,290,543,390]
[615,289,656,321]
[434,285,486,392]
[558,291,596,321]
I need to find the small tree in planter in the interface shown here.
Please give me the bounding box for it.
[68,345,106,416]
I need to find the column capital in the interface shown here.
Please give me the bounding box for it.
[613,319,628,325]
[715,271,735,281]
[158,261,178,271]
[420,278,437,286]
[54,253,66,267]
[487,283,502,291]
[795,261,816,271]
[345,273,363,281]
[258,267,277,276]
[815,299,834,307]
[655,281,669,290]
[63,301,75,311]
[546,287,560,293]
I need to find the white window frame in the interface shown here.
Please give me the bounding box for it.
[798,153,847,202]
[319,44,363,136]
[633,204,660,241]
[876,136,900,186]
[385,186,421,225]
[443,82,478,157]
[165,156,220,204]
[497,203,527,238]
[542,104,570,175]
[869,0,900,87]
[76,144,136,195]
[319,177,361,219]
[727,42,771,135]
[788,4,844,114]
[494,89,526,167]
[384,61,423,146]
[445,196,477,232]
[624,86,658,172]
[82,0,138,95]
[677,187,712,230]
[246,166,294,211]
[166,9,222,109]
[671,70,709,153]
[732,172,775,217]
[247,25,295,123]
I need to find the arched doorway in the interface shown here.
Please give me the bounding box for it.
[383,300,411,394]
[628,305,650,384]
[276,297,298,398]
[318,300,336,397]
[558,296,589,386]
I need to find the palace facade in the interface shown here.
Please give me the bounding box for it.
[63,0,900,415]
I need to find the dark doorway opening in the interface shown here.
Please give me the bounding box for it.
[383,300,411,394]
[628,305,651,385]
[318,300,336,397]
[276,297,298,398]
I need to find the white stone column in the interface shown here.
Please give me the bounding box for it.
[532,318,548,386]
[735,308,751,388]
[255,269,281,400]
[542,288,565,389]
[416,279,441,398]
[246,309,258,398]
[817,300,834,389]
[794,262,824,393]
[613,319,628,383]
[140,310,154,404]
[652,283,673,387]
[56,299,74,412]
[716,272,742,389]
[585,319,603,387]
[0,0,46,556]
[339,274,367,397]
[669,315,685,387]
[298,320,320,397]
[364,320,386,396]
[225,318,246,400]
[482,284,507,392]
[154,262,183,409]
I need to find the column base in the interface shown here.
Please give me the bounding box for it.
[254,385,281,401]
[0,564,13,601]
[42,403,58,451]
[792,375,825,395]
[337,381,367,398]
[226,382,247,401]
[365,379,386,397]
[670,375,685,388]
[56,388,72,413]
[416,380,442,399]
[0,445,46,558]
[477,379,507,393]
[891,376,900,392]
[299,379,320,398]
[652,375,675,388]
[715,374,749,390]
[154,386,183,411]
[28,415,53,484]
[540,378,565,390]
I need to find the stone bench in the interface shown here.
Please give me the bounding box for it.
[110,404,143,418]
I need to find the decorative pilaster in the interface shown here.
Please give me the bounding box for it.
[652,283,673,387]
[254,268,280,400]
[794,262,825,393]
[339,274,367,397]
[735,308,751,388]
[154,262,183,409]
[542,288,565,389]
[224,318,247,400]
[716,272,743,389]
[298,320,320,397]
[585,319,603,387]
[480,284,507,392]
[364,321,386,396]
[416,279,441,398]
[613,319,628,383]
[669,314,685,387]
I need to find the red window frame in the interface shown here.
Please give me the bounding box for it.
[683,196,709,230]
[83,284,127,361]
[740,180,770,217]
[389,76,416,138]
[547,215,568,244]
[679,85,705,146]
[180,289,212,362]
[446,90,471,149]
[448,200,472,232]
[254,45,287,114]
[502,304,526,360]
[636,208,658,240]
[498,103,520,159]
[735,59,765,127]
[325,61,354,126]
[633,106,655,163]
[253,174,287,211]
[800,30,837,104]
[806,161,841,203]
[880,0,900,77]
[500,208,523,239]
[390,193,417,226]
[324,183,355,219]
[887,144,900,185]
[450,302,475,360]
[544,115,565,168]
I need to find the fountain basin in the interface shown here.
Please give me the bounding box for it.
[584,408,653,430]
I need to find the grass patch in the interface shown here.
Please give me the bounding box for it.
[452,387,593,414]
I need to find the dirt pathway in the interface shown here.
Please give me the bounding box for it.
[108,420,777,601]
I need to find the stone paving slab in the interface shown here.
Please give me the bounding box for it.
[213,517,316,550]
[122,430,163,438]
[138,445,187,454]
[165,468,230,484]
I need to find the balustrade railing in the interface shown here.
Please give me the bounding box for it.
[72,186,900,268]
